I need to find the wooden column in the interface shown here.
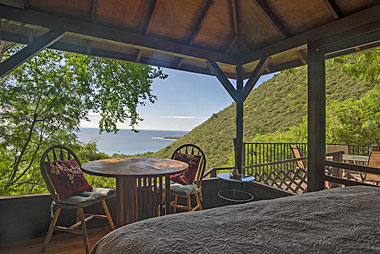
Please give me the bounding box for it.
[307,41,326,192]
[235,65,244,174]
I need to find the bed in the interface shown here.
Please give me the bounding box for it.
[91,186,380,253]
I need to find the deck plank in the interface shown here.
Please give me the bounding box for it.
[0,226,111,254]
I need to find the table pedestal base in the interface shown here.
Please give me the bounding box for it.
[116,175,171,227]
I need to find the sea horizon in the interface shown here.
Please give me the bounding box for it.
[77,128,188,155]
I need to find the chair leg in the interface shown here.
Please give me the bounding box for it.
[76,208,80,223]
[78,208,90,254]
[195,193,203,211]
[42,207,61,253]
[187,196,191,211]
[101,200,115,230]
[172,195,178,214]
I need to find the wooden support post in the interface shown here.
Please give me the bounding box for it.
[235,65,244,174]
[307,41,326,192]
[0,29,64,77]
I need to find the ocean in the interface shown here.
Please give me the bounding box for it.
[77,128,187,155]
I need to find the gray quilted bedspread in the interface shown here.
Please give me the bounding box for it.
[91,186,380,254]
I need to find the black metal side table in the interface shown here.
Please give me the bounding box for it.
[217,172,255,205]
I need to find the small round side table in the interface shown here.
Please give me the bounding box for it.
[217,172,255,205]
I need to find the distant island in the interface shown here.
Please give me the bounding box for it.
[162,136,180,140]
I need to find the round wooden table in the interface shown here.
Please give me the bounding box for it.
[82,158,188,227]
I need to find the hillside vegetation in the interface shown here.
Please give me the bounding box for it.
[153,60,375,169]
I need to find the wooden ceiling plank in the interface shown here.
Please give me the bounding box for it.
[295,50,307,65]
[0,29,65,77]
[240,4,380,64]
[251,0,291,38]
[207,60,238,101]
[241,56,271,101]
[188,0,215,45]
[322,0,344,19]
[144,0,160,34]
[0,5,235,64]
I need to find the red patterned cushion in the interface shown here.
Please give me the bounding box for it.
[170,153,202,185]
[46,160,92,200]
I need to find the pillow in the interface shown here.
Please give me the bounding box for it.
[46,160,92,200]
[170,153,202,185]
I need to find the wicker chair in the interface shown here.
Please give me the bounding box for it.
[40,145,115,254]
[161,144,206,214]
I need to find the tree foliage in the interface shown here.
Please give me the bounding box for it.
[0,46,167,195]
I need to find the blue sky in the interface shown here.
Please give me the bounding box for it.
[80,69,275,131]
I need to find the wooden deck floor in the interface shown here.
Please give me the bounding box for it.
[0,226,111,254]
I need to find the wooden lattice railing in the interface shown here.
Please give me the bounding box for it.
[245,157,308,194]
[204,157,308,194]
[204,143,380,195]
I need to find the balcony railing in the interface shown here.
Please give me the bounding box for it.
[241,142,380,194]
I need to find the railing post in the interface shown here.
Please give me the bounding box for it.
[331,151,343,188]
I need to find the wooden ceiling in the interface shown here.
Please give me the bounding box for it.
[0,0,380,78]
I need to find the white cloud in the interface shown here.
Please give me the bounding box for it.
[160,115,206,119]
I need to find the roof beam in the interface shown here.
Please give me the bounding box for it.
[187,0,215,45]
[0,29,64,77]
[241,56,271,101]
[251,0,291,38]
[323,0,344,19]
[207,60,238,101]
[0,4,235,65]
[240,4,380,64]
[1,31,237,78]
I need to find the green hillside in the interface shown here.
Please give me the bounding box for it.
[153,60,374,169]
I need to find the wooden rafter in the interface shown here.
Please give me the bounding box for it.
[144,0,160,34]
[188,0,215,45]
[231,0,239,37]
[323,0,344,19]
[224,0,240,54]
[0,30,65,77]
[0,4,235,64]
[89,0,98,22]
[136,0,160,62]
[176,58,184,68]
[1,30,226,78]
[251,0,291,38]
[225,37,237,54]
[240,4,380,64]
